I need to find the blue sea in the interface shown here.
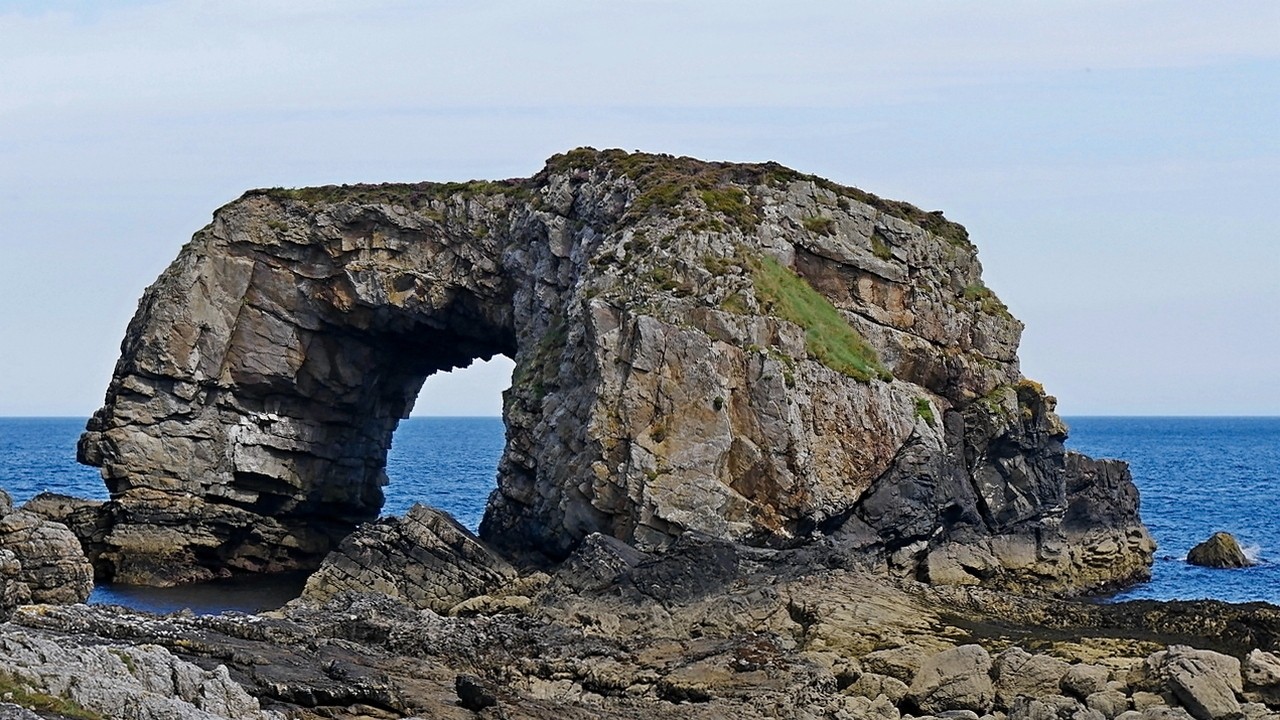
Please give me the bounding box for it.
[0,416,504,530]
[0,416,1277,609]
[1065,416,1280,604]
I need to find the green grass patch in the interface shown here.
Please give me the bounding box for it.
[720,293,750,314]
[802,217,836,236]
[631,180,689,215]
[749,255,890,383]
[699,188,757,228]
[962,283,1011,318]
[870,232,893,260]
[914,398,937,427]
[0,673,102,720]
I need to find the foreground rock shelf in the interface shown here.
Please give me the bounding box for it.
[3,537,1280,719]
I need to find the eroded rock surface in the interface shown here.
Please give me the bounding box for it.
[0,489,93,607]
[76,149,1153,591]
[1,536,1277,720]
[300,503,517,613]
[0,628,272,720]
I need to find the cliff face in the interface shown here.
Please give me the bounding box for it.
[78,149,1153,591]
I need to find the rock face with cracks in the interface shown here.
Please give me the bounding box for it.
[77,148,1153,591]
[300,503,518,613]
[0,490,93,609]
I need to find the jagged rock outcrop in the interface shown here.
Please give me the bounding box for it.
[76,148,1153,591]
[0,490,93,607]
[1188,533,1252,569]
[21,492,112,578]
[300,503,517,613]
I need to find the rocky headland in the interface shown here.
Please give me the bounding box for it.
[2,148,1267,720]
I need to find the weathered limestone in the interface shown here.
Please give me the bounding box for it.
[1063,665,1115,700]
[76,149,1153,591]
[907,644,995,714]
[0,629,270,720]
[1187,533,1252,569]
[0,490,93,606]
[993,646,1071,709]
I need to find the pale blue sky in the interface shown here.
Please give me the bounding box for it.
[1,1,1276,416]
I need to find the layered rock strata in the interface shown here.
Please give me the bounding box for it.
[77,148,1153,591]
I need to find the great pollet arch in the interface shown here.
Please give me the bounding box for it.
[79,189,533,585]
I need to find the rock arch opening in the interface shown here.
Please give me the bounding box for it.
[383,356,514,529]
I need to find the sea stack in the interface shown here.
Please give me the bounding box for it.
[74,148,1155,594]
[1187,531,1252,568]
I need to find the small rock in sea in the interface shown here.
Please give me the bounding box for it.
[1186,532,1252,569]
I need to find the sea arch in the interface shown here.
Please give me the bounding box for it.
[78,187,543,584]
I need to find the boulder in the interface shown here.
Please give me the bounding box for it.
[1130,646,1243,696]
[300,503,517,613]
[21,492,111,574]
[993,647,1071,709]
[1062,664,1113,700]
[455,674,499,711]
[554,532,650,593]
[0,490,94,604]
[1186,533,1251,569]
[864,645,932,683]
[1242,650,1280,705]
[1167,657,1243,720]
[1133,692,1170,711]
[847,672,910,703]
[1087,690,1132,719]
[1010,695,1078,720]
[1243,650,1280,688]
[909,644,995,714]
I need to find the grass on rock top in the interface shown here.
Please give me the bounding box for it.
[545,147,972,246]
[750,255,890,383]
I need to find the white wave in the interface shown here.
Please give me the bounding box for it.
[1243,544,1264,564]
